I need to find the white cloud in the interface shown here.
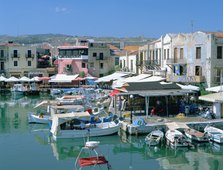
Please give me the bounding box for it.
[55,7,68,13]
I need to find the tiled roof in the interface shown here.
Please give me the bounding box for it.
[206,32,223,38]
[57,45,88,49]
[123,46,140,52]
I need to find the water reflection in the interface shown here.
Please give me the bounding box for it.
[1,95,223,170]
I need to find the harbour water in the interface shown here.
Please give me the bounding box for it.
[0,95,223,170]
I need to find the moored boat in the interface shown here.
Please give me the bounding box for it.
[204,126,223,144]
[50,112,120,141]
[145,129,164,146]
[165,129,190,148]
[184,128,209,142]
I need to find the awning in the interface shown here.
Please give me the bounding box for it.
[138,76,166,82]
[0,76,7,82]
[5,76,19,82]
[206,85,223,92]
[95,72,132,83]
[19,76,31,82]
[176,83,200,91]
[199,92,223,103]
[49,74,79,83]
[38,77,51,81]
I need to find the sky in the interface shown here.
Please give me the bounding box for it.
[1,0,223,38]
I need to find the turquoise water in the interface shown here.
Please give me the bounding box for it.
[0,95,222,170]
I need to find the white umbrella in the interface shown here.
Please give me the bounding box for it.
[5,76,19,82]
[19,76,31,82]
[30,76,40,82]
[206,85,223,92]
[0,76,7,82]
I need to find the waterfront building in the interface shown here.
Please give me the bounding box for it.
[137,31,223,88]
[0,42,37,78]
[57,45,88,76]
[88,42,115,77]
[119,46,140,74]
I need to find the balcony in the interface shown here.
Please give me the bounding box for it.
[167,74,205,83]
[58,55,88,60]
[25,54,35,58]
[166,58,187,64]
[136,60,160,66]
[11,53,20,58]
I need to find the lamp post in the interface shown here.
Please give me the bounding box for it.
[130,94,134,124]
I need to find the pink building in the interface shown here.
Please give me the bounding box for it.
[56,46,88,76]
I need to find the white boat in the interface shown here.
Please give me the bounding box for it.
[165,129,190,148]
[184,128,209,142]
[145,129,164,146]
[29,104,85,124]
[204,126,223,144]
[28,113,51,124]
[56,95,86,105]
[50,112,120,141]
[11,84,26,96]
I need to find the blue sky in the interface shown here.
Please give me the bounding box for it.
[1,0,223,38]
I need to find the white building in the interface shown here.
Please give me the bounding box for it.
[138,31,223,88]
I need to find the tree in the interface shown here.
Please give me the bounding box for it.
[79,71,85,78]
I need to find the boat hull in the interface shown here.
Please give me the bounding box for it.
[52,122,120,140]
[28,114,51,124]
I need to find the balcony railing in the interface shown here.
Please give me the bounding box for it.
[25,54,35,58]
[166,58,187,64]
[58,55,88,60]
[11,53,20,58]
[136,60,160,66]
[167,74,205,83]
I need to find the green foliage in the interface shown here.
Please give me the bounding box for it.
[79,71,85,78]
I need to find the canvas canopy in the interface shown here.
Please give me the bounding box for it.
[95,72,131,83]
[0,76,7,82]
[49,74,79,83]
[176,83,200,91]
[206,85,223,92]
[50,112,91,135]
[19,76,31,82]
[5,76,19,82]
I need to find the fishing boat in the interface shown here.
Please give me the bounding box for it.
[184,128,209,142]
[204,126,223,144]
[11,84,26,96]
[165,129,190,148]
[28,104,85,124]
[145,129,164,146]
[28,113,51,124]
[50,112,120,141]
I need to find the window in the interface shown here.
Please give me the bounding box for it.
[130,60,133,71]
[164,49,166,60]
[27,50,32,58]
[99,74,103,77]
[215,69,221,83]
[93,53,97,57]
[180,48,184,59]
[90,63,94,68]
[0,62,4,70]
[196,47,201,59]
[217,46,222,59]
[167,49,170,59]
[82,62,86,68]
[14,61,18,66]
[174,48,178,59]
[120,60,122,68]
[99,53,103,60]
[13,50,18,58]
[0,50,4,57]
[195,66,202,76]
[28,61,31,66]
[100,63,103,69]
